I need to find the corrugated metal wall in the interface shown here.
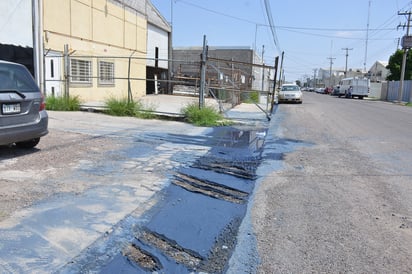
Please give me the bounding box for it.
[387,80,412,102]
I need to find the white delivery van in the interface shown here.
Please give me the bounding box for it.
[338,77,370,99]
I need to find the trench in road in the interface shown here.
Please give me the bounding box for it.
[59,126,267,273]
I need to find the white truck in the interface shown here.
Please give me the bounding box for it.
[337,77,370,99]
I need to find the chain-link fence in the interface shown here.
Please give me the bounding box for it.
[44,46,278,113]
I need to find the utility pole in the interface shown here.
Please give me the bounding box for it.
[261,45,265,92]
[270,56,279,113]
[398,11,412,102]
[364,0,371,72]
[327,57,336,87]
[342,47,353,76]
[279,51,284,87]
[32,0,44,93]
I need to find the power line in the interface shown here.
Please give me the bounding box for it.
[263,0,281,54]
[176,0,396,33]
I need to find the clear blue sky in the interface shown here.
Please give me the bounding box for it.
[151,0,412,82]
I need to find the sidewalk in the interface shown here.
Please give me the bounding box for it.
[81,94,271,124]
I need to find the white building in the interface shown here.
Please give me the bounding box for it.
[368,61,389,82]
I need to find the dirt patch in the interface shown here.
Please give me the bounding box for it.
[0,129,123,222]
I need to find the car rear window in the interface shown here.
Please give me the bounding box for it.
[281,85,300,91]
[0,63,38,92]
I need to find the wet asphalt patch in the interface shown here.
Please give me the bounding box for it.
[59,126,267,273]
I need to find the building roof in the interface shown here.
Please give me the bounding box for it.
[369,60,389,71]
[109,0,171,33]
[377,60,388,66]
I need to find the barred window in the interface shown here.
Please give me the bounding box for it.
[98,60,115,85]
[70,59,92,84]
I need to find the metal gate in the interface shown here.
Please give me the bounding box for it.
[387,80,412,102]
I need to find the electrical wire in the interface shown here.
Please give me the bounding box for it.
[263,0,282,54]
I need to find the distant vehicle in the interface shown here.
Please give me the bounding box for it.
[331,85,341,96]
[324,87,333,94]
[0,61,48,148]
[278,84,303,103]
[315,88,325,94]
[338,77,370,99]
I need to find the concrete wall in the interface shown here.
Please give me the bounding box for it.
[43,0,147,102]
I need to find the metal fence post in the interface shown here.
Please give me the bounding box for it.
[63,44,69,98]
[199,35,207,109]
[128,51,136,103]
[270,56,279,113]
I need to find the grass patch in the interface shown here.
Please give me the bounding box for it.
[105,98,138,116]
[406,102,412,107]
[46,95,81,111]
[181,103,230,126]
[104,97,157,119]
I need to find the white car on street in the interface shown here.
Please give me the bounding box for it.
[278,84,303,104]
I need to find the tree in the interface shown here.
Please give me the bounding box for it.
[386,49,412,81]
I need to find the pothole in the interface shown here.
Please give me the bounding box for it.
[192,156,260,180]
[172,172,248,204]
[123,243,162,271]
[139,230,203,270]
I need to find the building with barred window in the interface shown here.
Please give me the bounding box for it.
[0,0,171,102]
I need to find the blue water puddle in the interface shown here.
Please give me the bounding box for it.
[145,184,246,258]
[179,167,254,194]
[92,126,267,273]
[56,122,312,273]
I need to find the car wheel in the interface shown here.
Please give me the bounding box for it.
[16,138,40,149]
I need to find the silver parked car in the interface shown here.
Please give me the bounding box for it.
[278,84,303,104]
[0,60,48,148]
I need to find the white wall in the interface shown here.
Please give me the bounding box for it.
[147,24,168,69]
[370,82,383,99]
[0,0,32,47]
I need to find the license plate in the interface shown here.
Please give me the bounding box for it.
[2,103,21,114]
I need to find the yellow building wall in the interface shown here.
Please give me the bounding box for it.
[43,0,147,102]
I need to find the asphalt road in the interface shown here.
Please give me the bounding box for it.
[242,92,412,273]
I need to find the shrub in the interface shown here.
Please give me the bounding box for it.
[46,95,81,111]
[181,103,224,126]
[105,97,138,116]
[105,97,157,119]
